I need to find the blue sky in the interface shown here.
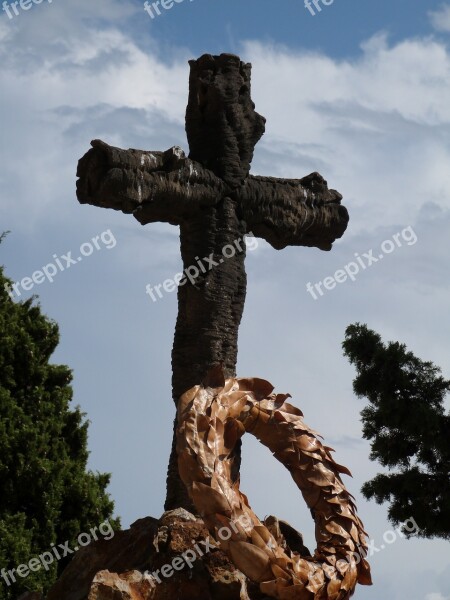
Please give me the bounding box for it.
[1,1,450,599]
[124,0,450,60]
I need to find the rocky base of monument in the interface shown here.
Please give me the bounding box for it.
[21,509,283,600]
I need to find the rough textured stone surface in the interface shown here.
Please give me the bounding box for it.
[185,53,266,189]
[87,571,155,600]
[46,511,276,600]
[46,517,158,600]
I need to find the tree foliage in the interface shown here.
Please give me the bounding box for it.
[0,238,119,599]
[343,323,450,540]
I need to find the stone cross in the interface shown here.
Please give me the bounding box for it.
[76,53,348,511]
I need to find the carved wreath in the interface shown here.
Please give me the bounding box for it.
[176,369,372,600]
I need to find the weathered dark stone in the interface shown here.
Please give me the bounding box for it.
[185,53,266,189]
[46,511,277,600]
[46,517,158,600]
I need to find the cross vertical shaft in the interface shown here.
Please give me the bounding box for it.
[167,198,248,510]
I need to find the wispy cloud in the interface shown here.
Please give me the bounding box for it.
[429,4,450,32]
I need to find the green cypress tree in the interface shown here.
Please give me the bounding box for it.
[343,323,450,540]
[0,234,119,598]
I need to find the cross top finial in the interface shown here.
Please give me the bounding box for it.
[185,53,266,189]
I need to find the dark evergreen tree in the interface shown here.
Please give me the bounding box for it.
[0,234,119,599]
[343,323,450,540]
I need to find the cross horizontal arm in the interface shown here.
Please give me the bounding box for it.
[76,140,226,226]
[76,141,348,250]
[238,173,349,251]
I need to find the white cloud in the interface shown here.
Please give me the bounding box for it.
[429,4,450,33]
[2,12,450,235]
[242,36,450,235]
[0,13,190,228]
